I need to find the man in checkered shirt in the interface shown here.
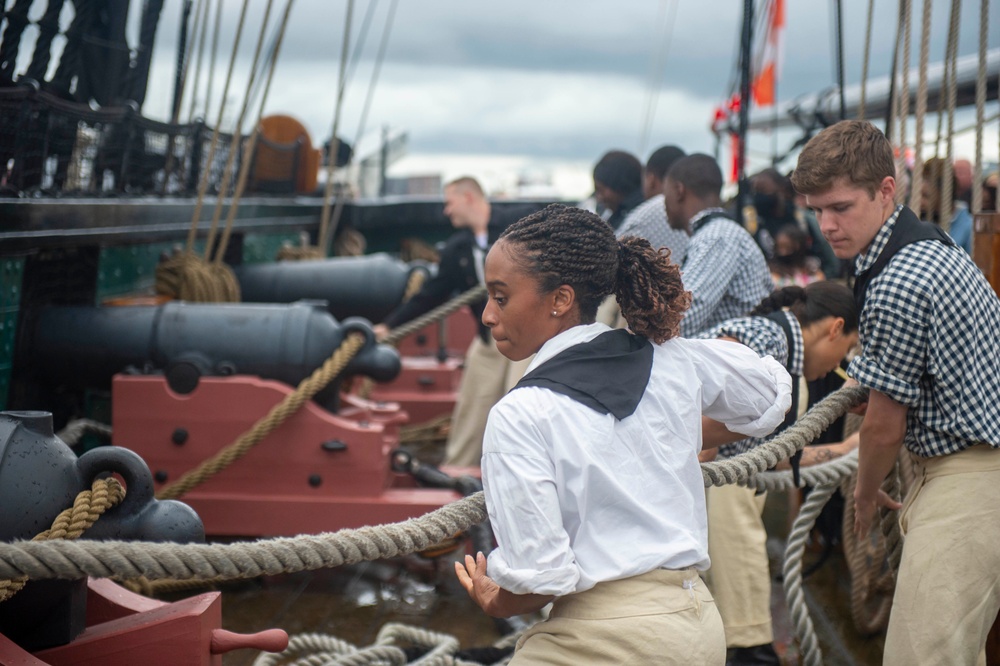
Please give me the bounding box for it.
[662,154,774,336]
[793,120,1000,666]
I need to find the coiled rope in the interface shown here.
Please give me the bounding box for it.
[251,623,465,666]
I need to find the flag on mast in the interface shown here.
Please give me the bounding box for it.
[752,0,785,107]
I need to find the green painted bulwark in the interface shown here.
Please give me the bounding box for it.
[242,232,306,264]
[96,242,179,302]
[96,241,216,303]
[0,258,25,410]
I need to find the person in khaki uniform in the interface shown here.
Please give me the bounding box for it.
[697,282,860,666]
[455,204,792,665]
[793,120,1000,666]
[375,177,531,467]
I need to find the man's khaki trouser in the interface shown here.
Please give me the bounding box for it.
[883,444,1000,666]
[705,483,773,647]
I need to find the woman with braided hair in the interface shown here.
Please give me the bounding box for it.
[696,281,860,665]
[455,203,792,664]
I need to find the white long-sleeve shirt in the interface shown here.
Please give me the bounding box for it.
[482,322,791,596]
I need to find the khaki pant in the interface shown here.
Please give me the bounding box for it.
[883,444,1000,666]
[511,568,726,665]
[705,483,773,648]
[443,335,530,466]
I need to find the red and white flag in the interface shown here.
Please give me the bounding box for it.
[752,0,785,107]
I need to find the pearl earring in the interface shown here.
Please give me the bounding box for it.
[551,311,558,316]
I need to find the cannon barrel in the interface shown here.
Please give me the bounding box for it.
[31,301,400,394]
[235,253,431,322]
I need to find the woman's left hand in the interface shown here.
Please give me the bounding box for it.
[455,552,502,615]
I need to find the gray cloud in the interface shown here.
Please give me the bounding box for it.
[128,0,999,164]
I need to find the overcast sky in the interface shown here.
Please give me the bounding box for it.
[11,0,1000,195]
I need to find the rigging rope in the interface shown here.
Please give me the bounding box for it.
[201,0,277,263]
[897,0,913,200]
[183,0,251,254]
[211,0,297,269]
[908,0,933,213]
[205,0,223,121]
[351,0,400,180]
[941,0,961,230]
[315,0,401,256]
[637,0,678,155]
[859,0,876,120]
[185,0,211,125]
[972,0,988,213]
[160,0,207,192]
[317,0,357,257]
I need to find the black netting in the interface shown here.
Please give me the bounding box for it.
[0,86,240,196]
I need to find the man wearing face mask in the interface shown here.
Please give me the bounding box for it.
[745,169,840,279]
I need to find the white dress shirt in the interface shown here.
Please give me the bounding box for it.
[482,322,791,596]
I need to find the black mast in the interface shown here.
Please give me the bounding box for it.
[128,0,167,107]
[736,0,754,227]
[171,0,194,123]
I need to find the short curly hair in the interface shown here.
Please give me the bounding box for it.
[791,120,895,197]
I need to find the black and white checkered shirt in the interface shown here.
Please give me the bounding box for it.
[680,208,774,337]
[849,205,1000,457]
[698,311,804,457]
[616,194,689,265]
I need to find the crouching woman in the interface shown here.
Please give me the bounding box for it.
[455,204,792,665]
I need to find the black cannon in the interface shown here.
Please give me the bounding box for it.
[30,301,400,410]
[0,410,204,650]
[235,253,431,323]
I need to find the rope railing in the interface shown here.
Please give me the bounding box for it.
[0,383,891,664]
[0,488,489,582]
[0,385,869,582]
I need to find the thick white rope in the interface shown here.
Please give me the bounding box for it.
[0,388,869,582]
[252,623,477,666]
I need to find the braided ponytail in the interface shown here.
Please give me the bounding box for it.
[750,285,807,316]
[615,237,691,343]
